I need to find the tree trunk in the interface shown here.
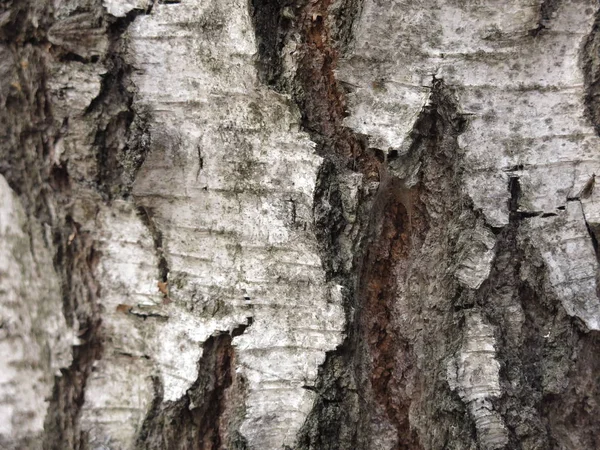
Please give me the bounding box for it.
[2,0,600,449]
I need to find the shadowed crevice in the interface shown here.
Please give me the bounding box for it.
[43,7,150,448]
[87,8,153,199]
[136,321,252,450]
[582,8,600,136]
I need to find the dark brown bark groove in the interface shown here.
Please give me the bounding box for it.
[253,1,600,449]
[136,321,252,450]
[252,0,473,447]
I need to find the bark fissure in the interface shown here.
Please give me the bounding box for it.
[581,8,600,258]
[137,206,170,284]
[249,0,293,85]
[471,162,600,449]
[251,0,400,446]
[0,3,153,447]
[355,177,423,449]
[43,224,103,450]
[43,8,154,447]
[251,0,479,445]
[87,9,152,198]
[0,4,105,448]
[136,320,252,450]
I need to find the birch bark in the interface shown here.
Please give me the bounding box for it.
[1,0,600,449]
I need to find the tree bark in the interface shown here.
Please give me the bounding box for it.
[1,0,600,449]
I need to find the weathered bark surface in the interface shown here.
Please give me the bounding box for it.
[2,0,600,449]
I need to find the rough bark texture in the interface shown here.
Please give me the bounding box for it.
[2,0,600,449]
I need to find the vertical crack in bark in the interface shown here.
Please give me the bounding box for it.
[356,177,424,449]
[0,4,107,448]
[580,8,600,258]
[44,222,103,450]
[465,177,525,448]
[347,82,468,449]
[583,8,600,134]
[360,80,467,450]
[43,8,153,446]
[137,206,170,283]
[41,7,149,448]
[470,164,574,448]
[136,320,252,450]
[87,9,152,199]
[251,0,474,445]
[524,9,600,448]
[251,1,381,446]
[251,0,399,445]
[472,168,600,448]
[249,0,291,85]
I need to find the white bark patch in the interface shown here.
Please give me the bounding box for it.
[339,0,600,227]
[580,180,600,240]
[447,313,508,449]
[0,175,73,445]
[103,0,150,17]
[455,222,496,289]
[123,1,345,448]
[79,202,157,447]
[80,357,154,448]
[527,201,600,330]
